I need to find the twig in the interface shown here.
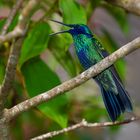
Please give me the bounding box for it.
[0,28,25,43]
[0,35,26,139]
[105,0,140,16]
[1,0,23,36]
[0,37,25,99]
[0,0,41,44]
[31,117,139,140]
[4,36,140,122]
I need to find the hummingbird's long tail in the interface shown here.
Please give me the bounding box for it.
[98,72,133,122]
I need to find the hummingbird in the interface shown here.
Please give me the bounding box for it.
[49,20,133,122]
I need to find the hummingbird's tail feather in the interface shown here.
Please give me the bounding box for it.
[101,86,122,121]
[99,72,133,122]
[112,71,133,112]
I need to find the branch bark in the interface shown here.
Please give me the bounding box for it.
[0,0,41,44]
[31,117,138,140]
[0,37,25,139]
[0,0,23,36]
[4,36,140,122]
[105,0,140,16]
[0,37,25,99]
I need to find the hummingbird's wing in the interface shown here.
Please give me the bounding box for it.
[93,38,123,83]
[92,38,133,121]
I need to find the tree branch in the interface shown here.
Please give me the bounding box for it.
[0,37,26,139]
[4,36,140,122]
[31,117,138,140]
[0,37,25,99]
[0,0,41,44]
[1,0,23,36]
[105,0,140,16]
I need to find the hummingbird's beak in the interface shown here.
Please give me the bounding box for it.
[50,19,75,28]
[49,30,69,36]
[49,19,75,36]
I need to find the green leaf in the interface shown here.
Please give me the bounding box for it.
[49,35,76,77]
[59,0,87,24]
[104,4,129,34]
[99,29,126,79]
[19,22,51,67]
[21,57,68,128]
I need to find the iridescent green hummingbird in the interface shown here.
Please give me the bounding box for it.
[50,20,133,121]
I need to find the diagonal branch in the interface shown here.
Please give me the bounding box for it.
[4,36,140,122]
[105,0,140,16]
[31,116,138,140]
[0,37,25,99]
[0,0,41,44]
[0,37,25,139]
[1,0,23,36]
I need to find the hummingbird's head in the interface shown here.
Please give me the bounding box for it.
[49,20,93,38]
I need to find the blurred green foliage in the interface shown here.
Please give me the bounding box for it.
[59,0,87,24]
[19,22,51,67]
[21,57,68,128]
[49,35,77,77]
[0,0,129,139]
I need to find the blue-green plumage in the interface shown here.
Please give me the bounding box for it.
[50,20,133,121]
